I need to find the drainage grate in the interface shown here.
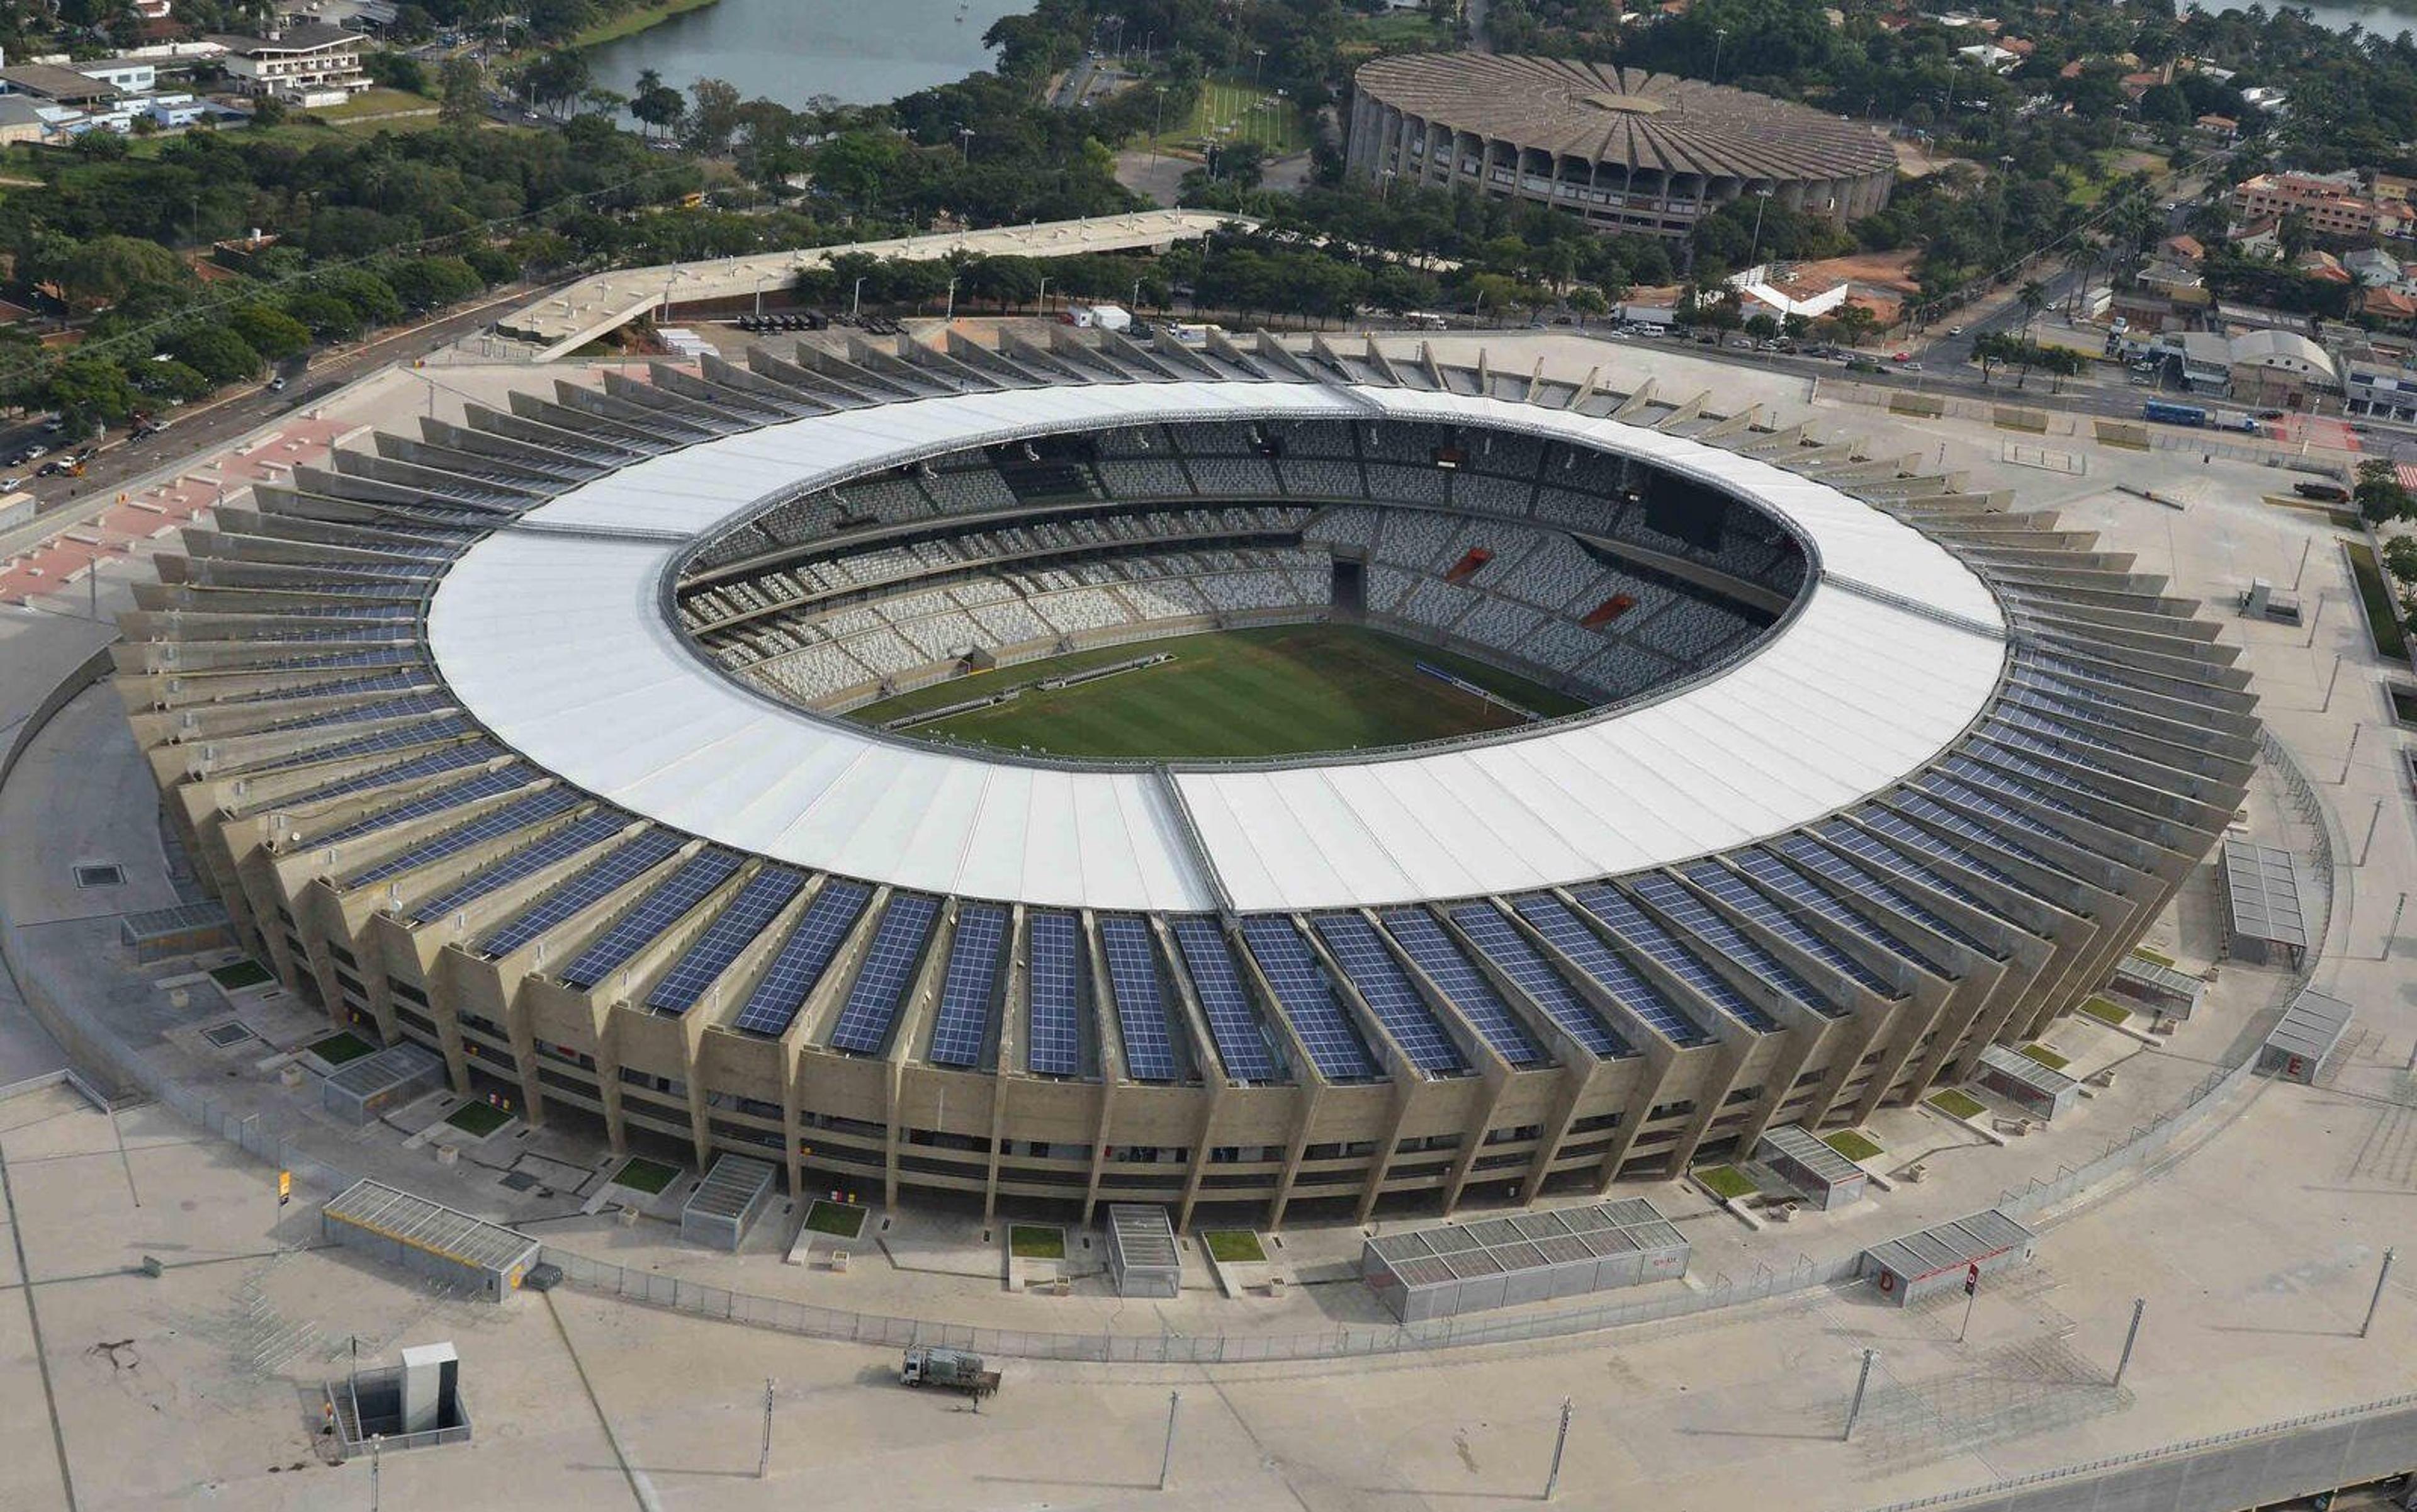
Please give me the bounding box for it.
[74,864,126,889]
[499,1171,539,1192]
[201,1022,255,1049]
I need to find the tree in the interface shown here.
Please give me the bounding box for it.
[439,56,486,127]
[2382,532,2417,586]
[227,304,312,361]
[58,235,184,309]
[685,77,744,155]
[630,67,684,139]
[134,358,213,403]
[367,51,430,95]
[2357,458,2415,524]
[46,355,138,431]
[285,292,363,342]
[322,269,403,327]
[517,50,590,119]
[1743,312,1780,341]
[163,325,262,385]
[387,256,485,311]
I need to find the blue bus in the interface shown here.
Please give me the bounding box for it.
[2143,400,2208,427]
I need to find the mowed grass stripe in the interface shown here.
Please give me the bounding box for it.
[866,624,1586,760]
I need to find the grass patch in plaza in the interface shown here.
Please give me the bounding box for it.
[1694,1165,1757,1201]
[2129,945,2176,968]
[853,624,1587,760]
[1009,1223,1066,1260]
[804,1199,868,1239]
[1202,1229,1266,1263]
[2081,996,2133,1028]
[611,1156,682,1194]
[1928,1088,1988,1121]
[2019,1043,2072,1072]
[209,959,273,991]
[2346,541,2410,662]
[1824,1129,1884,1163]
[444,1100,512,1137]
[307,1031,375,1066]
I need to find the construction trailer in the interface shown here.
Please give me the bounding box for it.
[2259,991,2355,1085]
[681,1153,777,1251]
[1103,1204,1181,1299]
[322,1180,539,1301]
[1753,1124,1870,1211]
[2106,956,2205,1019]
[1974,1044,2082,1120]
[2220,835,2308,968]
[1859,1210,2037,1306]
[1361,1199,1689,1324]
[320,1042,446,1126]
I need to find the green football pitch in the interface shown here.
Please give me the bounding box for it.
[849,624,1591,761]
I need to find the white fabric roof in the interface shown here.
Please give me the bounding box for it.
[425,382,2006,913]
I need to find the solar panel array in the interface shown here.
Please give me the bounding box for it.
[347,786,584,889]
[559,848,747,990]
[730,878,871,1037]
[281,740,502,808]
[1861,807,2056,905]
[645,865,806,1014]
[1099,916,1182,1081]
[1627,873,1843,1018]
[1448,905,1628,1057]
[1701,855,1910,989]
[1239,917,1378,1081]
[1773,833,1985,956]
[1025,911,1085,1076]
[1168,918,1280,1081]
[1310,913,1467,1075]
[313,765,529,847]
[927,904,1008,1068]
[1508,894,1704,1046]
[1377,909,1546,1066]
[1910,782,2084,866]
[1808,823,2015,937]
[408,809,629,923]
[481,830,686,958]
[827,894,940,1054]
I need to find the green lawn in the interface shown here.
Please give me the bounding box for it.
[611,1156,681,1193]
[804,1199,868,1238]
[1146,76,1313,157]
[1202,1229,1266,1263]
[2080,996,2132,1028]
[2129,946,2176,968]
[852,624,1588,760]
[308,1031,375,1066]
[568,0,723,47]
[444,1100,513,1137]
[1928,1088,1987,1121]
[1694,1165,1757,1201]
[1824,1129,1884,1163]
[306,86,434,121]
[1346,9,1451,45]
[2347,541,2411,662]
[1009,1224,1066,1260]
[2020,1044,2072,1072]
[209,959,273,991]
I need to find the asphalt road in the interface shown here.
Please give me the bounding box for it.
[14,285,543,530]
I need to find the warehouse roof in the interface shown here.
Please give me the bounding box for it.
[1353,55,1896,182]
[1862,1209,2034,1281]
[425,383,2006,914]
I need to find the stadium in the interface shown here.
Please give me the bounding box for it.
[115,326,2252,1231]
[1346,55,1899,238]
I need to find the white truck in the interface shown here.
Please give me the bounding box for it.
[1063,302,1132,332]
[900,1345,1001,1399]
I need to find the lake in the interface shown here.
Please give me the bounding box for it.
[587,0,1030,108]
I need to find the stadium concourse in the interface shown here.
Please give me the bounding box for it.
[109,322,2255,1231]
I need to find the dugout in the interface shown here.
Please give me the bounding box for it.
[1362,1199,1688,1324]
[322,1180,538,1302]
[322,1043,446,1126]
[2259,991,2354,1085]
[1752,1124,1869,1211]
[681,1153,777,1252]
[1974,1044,2081,1120]
[1104,1204,1181,1299]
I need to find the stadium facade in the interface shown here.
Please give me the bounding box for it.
[1346,55,1898,239]
[116,327,2254,1228]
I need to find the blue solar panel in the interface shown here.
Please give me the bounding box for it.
[1168,918,1280,1081]
[1735,847,1947,973]
[1860,807,2058,904]
[1507,894,1706,1046]
[482,830,685,958]
[1958,743,2129,813]
[271,690,457,735]
[731,879,871,1037]
[1378,908,1544,1066]
[346,786,583,890]
[1806,823,2014,940]
[220,670,427,706]
[1238,917,1377,1081]
[283,740,501,808]
[1025,912,1085,1076]
[827,894,940,1054]
[559,849,747,990]
[1310,914,1465,1074]
[1448,905,1629,1058]
[927,904,1008,1068]
[1686,859,1901,995]
[409,810,630,923]
[1628,873,1842,1019]
[1100,917,1181,1081]
[1904,785,2085,874]
[1570,883,1778,1032]
[315,766,531,847]
[645,865,806,1014]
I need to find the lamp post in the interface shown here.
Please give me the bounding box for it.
[957,127,974,164]
[945,276,958,322]
[1037,274,1050,315]
[1747,186,1774,269]
[850,275,866,317]
[1712,27,1729,84]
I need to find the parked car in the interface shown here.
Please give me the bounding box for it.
[266,376,286,393]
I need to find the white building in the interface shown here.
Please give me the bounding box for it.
[208,23,369,106]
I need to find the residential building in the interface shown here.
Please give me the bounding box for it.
[2160,234,2206,263]
[0,64,122,106]
[2231,172,2386,240]
[0,94,45,146]
[209,23,369,106]
[2362,286,2417,324]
